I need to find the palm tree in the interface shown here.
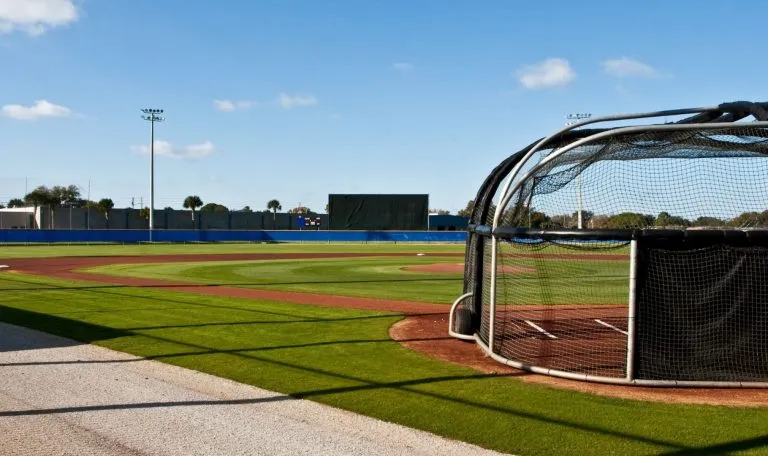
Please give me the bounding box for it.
[183,195,204,223]
[267,199,281,220]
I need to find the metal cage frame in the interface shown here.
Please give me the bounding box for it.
[450,100,768,387]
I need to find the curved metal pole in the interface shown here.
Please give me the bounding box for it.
[471,332,768,387]
[494,120,768,231]
[491,105,722,230]
[447,292,476,340]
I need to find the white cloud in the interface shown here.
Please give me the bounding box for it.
[0,0,78,36]
[1,99,72,120]
[515,58,576,90]
[602,57,658,78]
[183,141,215,158]
[393,62,414,72]
[213,99,255,112]
[130,140,216,160]
[277,93,317,109]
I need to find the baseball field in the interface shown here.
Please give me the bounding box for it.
[2,243,768,456]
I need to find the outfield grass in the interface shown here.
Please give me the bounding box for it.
[86,254,630,305]
[2,272,768,456]
[0,242,467,259]
[85,256,464,303]
[497,256,630,305]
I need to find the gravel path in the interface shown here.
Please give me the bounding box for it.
[0,322,510,456]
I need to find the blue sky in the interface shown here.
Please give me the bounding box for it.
[1,0,766,214]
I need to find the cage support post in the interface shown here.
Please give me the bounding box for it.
[448,292,476,341]
[488,235,498,354]
[626,239,638,382]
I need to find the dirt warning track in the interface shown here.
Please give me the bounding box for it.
[4,252,768,407]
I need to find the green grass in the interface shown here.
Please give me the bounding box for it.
[86,254,630,305]
[1,272,768,456]
[497,256,630,305]
[85,256,464,303]
[0,242,466,259]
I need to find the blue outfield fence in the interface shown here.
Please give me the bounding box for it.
[0,229,468,244]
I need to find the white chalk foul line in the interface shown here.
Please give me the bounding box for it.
[595,319,628,335]
[524,320,557,339]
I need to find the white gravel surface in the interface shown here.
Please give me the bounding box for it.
[0,322,510,456]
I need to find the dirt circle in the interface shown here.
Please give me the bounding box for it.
[389,315,768,407]
[404,263,536,274]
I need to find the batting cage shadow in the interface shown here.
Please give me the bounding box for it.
[654,435,768,455]
[0,306,750,454]
[4,280,765,453]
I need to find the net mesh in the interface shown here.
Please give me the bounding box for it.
[635,241,768,382]
[480,125,768,382]
[479,236,494,345]
[501,128,768,230]
[491,237,630,377]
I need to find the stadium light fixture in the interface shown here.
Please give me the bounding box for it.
[141,108,165,242]
[565,112,593,228]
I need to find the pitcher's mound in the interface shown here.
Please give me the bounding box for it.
[405,263,536,274]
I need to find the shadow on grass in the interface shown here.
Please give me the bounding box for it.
[3,275,764,454]
[655,435,768,455]
[0,305,717,453]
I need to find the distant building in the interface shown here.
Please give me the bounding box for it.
[428,214,469,231]
[0,206,39,229]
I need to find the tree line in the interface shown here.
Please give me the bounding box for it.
[454,199,767,229]
[0,185,115,228]
[2,186,461,221]
[0,186,325,223]
[521,210,743,229]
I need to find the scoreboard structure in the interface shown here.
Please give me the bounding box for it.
[327,194,428,231]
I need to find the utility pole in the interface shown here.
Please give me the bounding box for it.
[87,179,91,230]
[141,108,164,242]
[565,112,592,229]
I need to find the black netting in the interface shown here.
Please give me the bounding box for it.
[466,102,768,384]
[501,128,768,230]
[491,236,631,377]
[634,237,768,382]
[456,147,544,335]
[478,236,494,345]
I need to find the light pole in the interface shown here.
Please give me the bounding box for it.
[141,108,164,242]
[565,112,592,229]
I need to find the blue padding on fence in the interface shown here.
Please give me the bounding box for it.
[0,229,467,244]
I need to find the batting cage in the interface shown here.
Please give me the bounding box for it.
[449,100,768,387]
[328,194,428,231]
